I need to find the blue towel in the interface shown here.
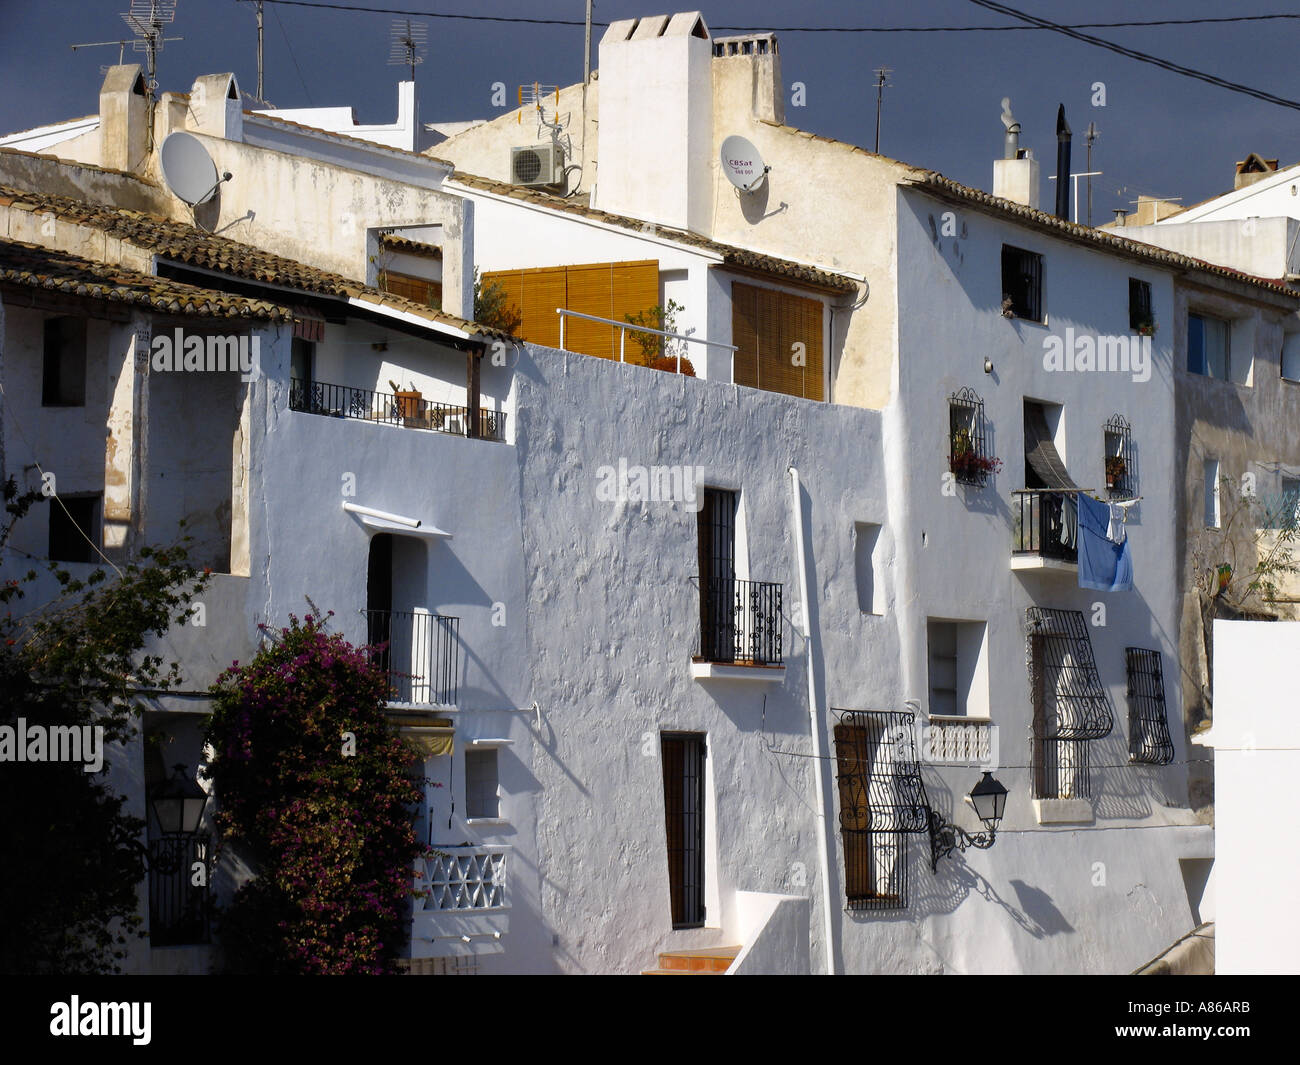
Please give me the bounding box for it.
[1077,493,1133,592]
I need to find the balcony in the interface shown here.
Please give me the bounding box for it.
[411,845,510,958]
[1012,489,1078,571]
[366,609,459,706]
[691,577,784,680]
[290,378,506,442]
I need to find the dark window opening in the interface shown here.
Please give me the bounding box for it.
[42,316,87,407]
[1001,245,1043,322]
[48,494,99,563]
[1128,278,1153,332]
[949,387,991,487]
[661,732,707,928]
[1103,414,1135,500]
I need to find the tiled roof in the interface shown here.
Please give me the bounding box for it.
[912,171,1300,299]
[447,170,860,294]
[0,184,512,339]
[379,231,443,258]
[0,237,291,320]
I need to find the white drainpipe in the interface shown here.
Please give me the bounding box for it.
[788,466,837,975]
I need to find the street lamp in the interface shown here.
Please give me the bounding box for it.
[928,771,1009,871]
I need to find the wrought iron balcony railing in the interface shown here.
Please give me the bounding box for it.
[148,834,211,947]
[693,576,783,666]
[365,608,459,706]
[1013,489,1078,563]
[290,377,506,442]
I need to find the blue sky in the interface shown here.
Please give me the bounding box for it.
[2,1,1297,219]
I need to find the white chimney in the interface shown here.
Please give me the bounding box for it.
[592,12,712,234]
[993,97,1039,209]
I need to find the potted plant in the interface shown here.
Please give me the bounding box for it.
[949,429,1003,483]
[648,355,696,376]
[1105,454,1127,489]
[389,379,423,423]
[1135,319,1158,337]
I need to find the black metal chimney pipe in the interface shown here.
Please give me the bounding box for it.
[1055,104,1072,220]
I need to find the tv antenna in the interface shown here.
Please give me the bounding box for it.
[72,0,181,82]
[389,18,427,82]
[873,66,893,154]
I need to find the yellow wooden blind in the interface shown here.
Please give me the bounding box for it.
[731,281,824,401]
[483,261,658,359]
[381,271,443,309]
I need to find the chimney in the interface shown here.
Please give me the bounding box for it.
[711,33,783,125]
[592,11,712,233]
[1054,104,1071,221]
[992,98,1040,209]
[190,74,244,141]
[1235,152,1279,189]
[99,64,149,172]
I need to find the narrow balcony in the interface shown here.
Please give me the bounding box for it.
[1012,489,1079,571]
[366,608,459,706]
[411,845,510,958]
[691,577,785,680]
[290,377,506,442]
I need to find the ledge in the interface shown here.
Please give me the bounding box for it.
[690,661,786,683]
[1011,554,1078,574]
[1033,798,1095,824]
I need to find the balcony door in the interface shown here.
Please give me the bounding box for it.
[697,488,737,662]
[661,732,707,929]
[367,533,394,679]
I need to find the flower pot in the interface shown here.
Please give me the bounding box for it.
[395,390,423,424]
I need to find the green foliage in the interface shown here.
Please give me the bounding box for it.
[0,477,208,974]
[472,268,523,336]
[204,613,425,975]
[624,299,685,364]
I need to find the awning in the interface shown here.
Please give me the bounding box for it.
[1024,405,1078,490]
[292,306,326,342]
[391,715,454,757]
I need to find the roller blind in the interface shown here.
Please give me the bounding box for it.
[482,260,658,358]
[731,281,824,401]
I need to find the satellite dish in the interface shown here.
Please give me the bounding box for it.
[160,131,227,205]
[720,135,769,192]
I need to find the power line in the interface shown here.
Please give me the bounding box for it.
[235,2,1300,35]
[966,0,1300,112]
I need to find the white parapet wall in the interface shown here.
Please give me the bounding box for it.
[729,891,811,975]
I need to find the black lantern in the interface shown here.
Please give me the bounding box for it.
[927,771,1010,871]
[150,763,208,837]
[968,771,1008,829]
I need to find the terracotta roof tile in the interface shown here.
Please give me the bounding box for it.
[378,231,443,258]
[0,183,511,339]
[0,237,291,320]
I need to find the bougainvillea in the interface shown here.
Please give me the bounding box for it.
[204,613,425,975]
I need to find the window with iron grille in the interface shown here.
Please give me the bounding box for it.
[833,710,928,911]
[1103,414,1135,500]
[1001,245,1043,322]
[1128,278,1153,332]
[1025,608,1115,799]
[1125,647,1175,765]
[948,387,991,487]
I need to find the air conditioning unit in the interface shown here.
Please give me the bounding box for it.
[511,144,564,188]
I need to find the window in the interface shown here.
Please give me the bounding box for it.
[483,260,658,358]
[1282,332,1300,382]
[465,749,500,820]
[288,337,314,412]
[379,270,442,309]
[927,620,990,718]
[1001,245,1043,321]
[833,710,927,911]
[948,387,992,487]
[1103,414,1135,500]
[48,494,99,563]
[1204,459,1220,528]
[660,732,707,928]
[854,522,882,614]
[731,281,825,401]
[1128,278,1153,332]
[1188,312,1230,379]
[1125,648,1175,766]
[42,316,87,407]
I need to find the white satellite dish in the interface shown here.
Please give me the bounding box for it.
[160,131,228,205]
[720,135,769,192]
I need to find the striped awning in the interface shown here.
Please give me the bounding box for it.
[292,305,326,342]
[1024,405,1077,490]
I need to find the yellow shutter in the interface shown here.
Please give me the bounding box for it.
[731,281,825,401]
[482,266,566,348]
[565,260,659,360]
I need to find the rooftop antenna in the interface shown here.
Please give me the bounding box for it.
[121,0,179,98]
[1085,121,1098,226]
[873,67,893,154]
[389,18,427,82]
[255,1,264,101]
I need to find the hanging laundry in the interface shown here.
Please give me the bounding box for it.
[1078,492,1133,591]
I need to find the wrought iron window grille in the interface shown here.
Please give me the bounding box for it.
[1125,647,1175,765]
[691,576,783,666]
[1103,414,1136,500]
[1026,608,1115,800]
[949,387,993,487]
